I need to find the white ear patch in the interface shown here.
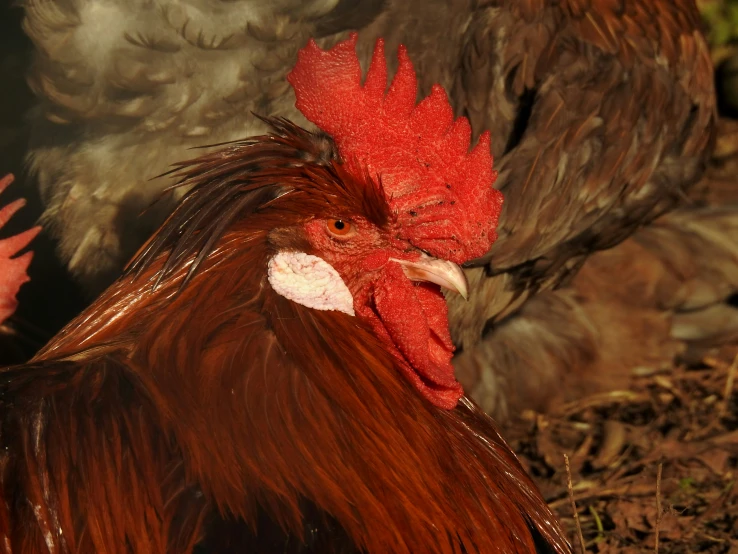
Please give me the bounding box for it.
[267,251,355,316]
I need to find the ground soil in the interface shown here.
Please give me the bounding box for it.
[507,347,738,553]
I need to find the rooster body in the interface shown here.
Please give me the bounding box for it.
[402,0,716,342]
[0,38,570,553]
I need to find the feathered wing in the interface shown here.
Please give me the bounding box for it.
[0,352,210,552]
[451,0,715,270]
[455,202,738,420]
[453,105,736,422]
[637,206,738,354]
[348,0,716,346]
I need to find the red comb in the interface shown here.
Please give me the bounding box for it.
[287,33,503,264]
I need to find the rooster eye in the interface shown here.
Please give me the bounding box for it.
[326,219,354,238]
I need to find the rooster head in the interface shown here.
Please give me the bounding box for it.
[270,34,503,409]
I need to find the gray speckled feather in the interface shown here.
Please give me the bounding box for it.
[23,0,383,289]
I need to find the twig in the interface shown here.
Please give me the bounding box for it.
[719,353,737,417]
[587,506,605,544]
[655,462,663,553]
[564,454,587,553]
[549,480,656,509]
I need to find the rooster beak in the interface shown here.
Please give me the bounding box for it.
[390,256,469,300]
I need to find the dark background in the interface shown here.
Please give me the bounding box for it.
[0,3,86,359]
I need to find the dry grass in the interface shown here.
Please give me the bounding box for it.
[507,348,738,553]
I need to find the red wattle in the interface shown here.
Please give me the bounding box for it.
[367,263,462,408]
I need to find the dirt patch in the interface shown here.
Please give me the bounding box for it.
[507,348,738,553]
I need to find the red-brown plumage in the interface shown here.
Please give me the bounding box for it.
[0,38,570,553]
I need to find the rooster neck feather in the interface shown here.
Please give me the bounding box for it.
[82,273,566,553]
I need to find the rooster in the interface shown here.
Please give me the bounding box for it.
[0,36,571,554]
